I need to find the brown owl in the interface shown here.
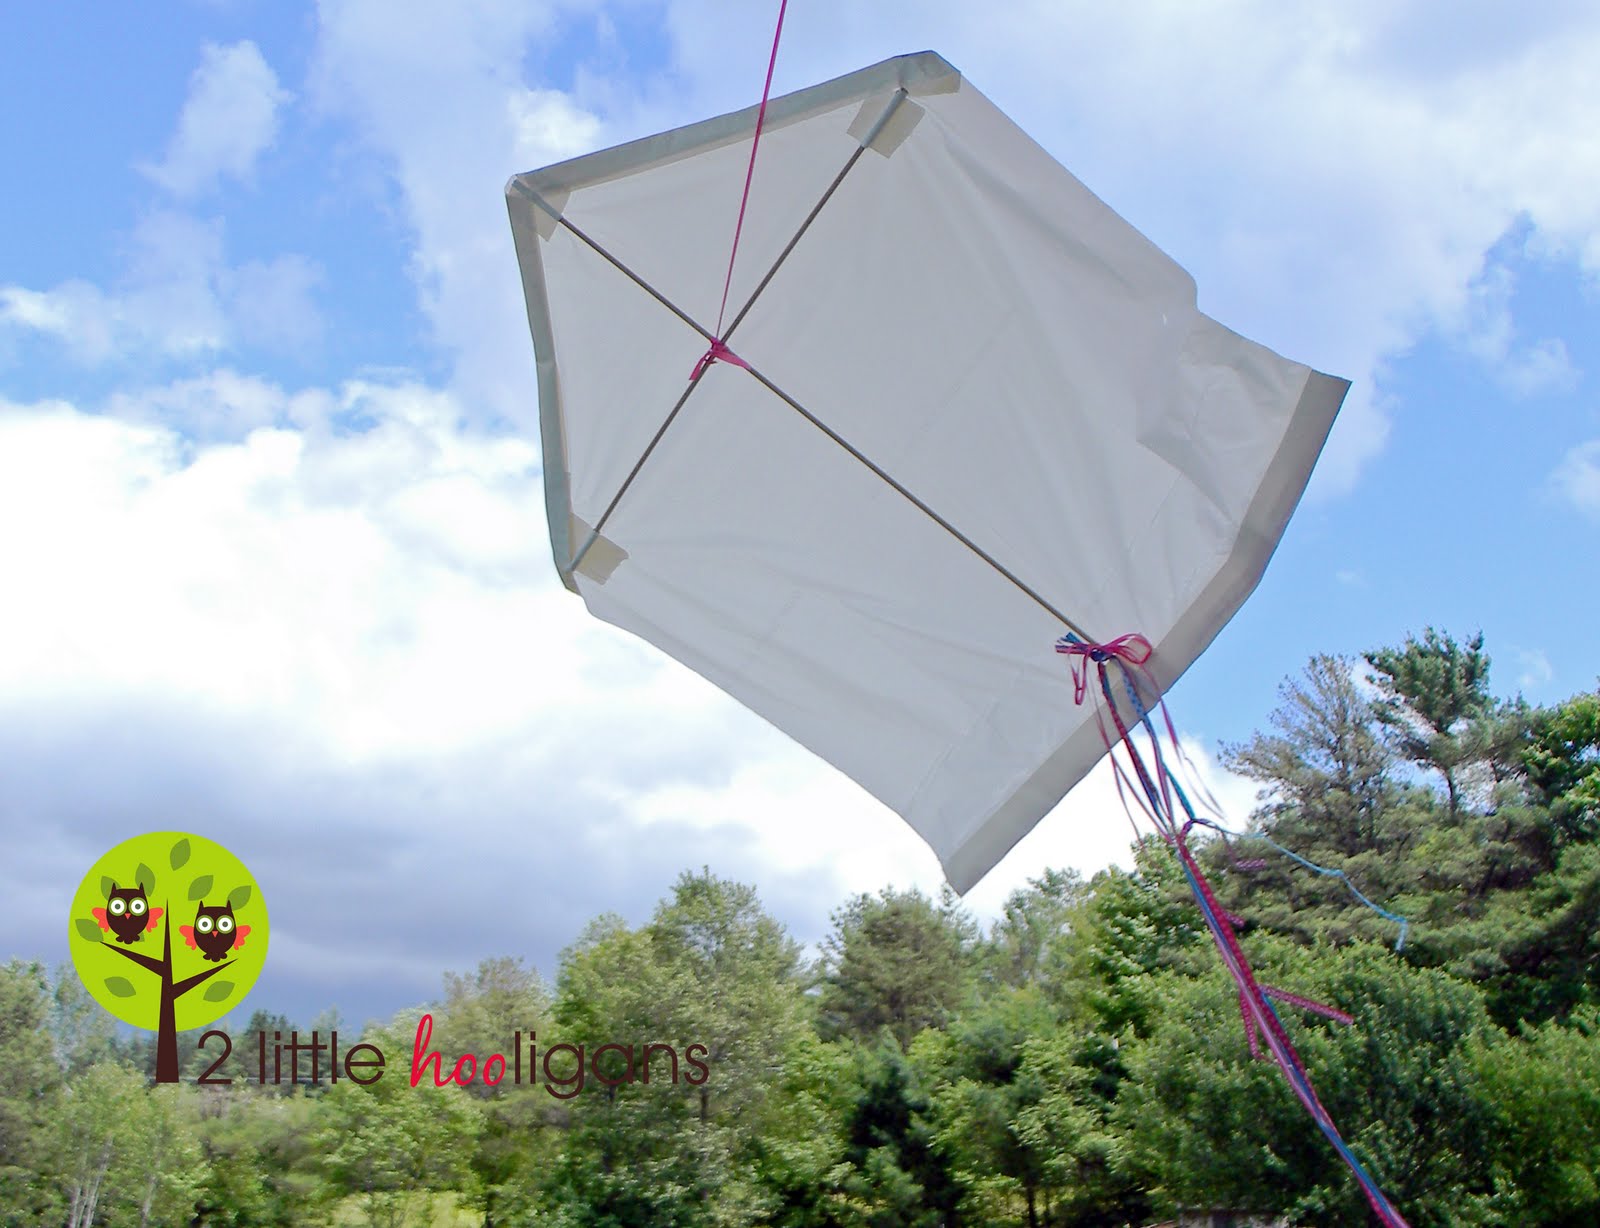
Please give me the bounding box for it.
[180,901,249,963]
[92,884,161,944]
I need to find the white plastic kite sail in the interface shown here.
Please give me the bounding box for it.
[506,51,1347,893]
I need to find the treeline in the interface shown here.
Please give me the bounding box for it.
[1,630,1598,1227]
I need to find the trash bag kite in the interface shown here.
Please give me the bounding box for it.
[509,37,1410,1228]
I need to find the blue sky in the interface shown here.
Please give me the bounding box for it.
[3,1,1598,1028]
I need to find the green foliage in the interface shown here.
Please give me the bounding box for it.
[916,987,1068,1225]
[819,886,978,1051]
[311,1032,483,1228]
[1473,1011,1600,1225]
[1224,653,1396,856]
[1526,692,1600,844]
[984,868,1086,992]
[0,962,62,1223]
[1366,627,1494,818]
[1112,942,1502,1227]
[543,870,808,1227]
[5,630,1600,1227]
[834,1039,958,1227]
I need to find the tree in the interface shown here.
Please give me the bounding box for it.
[1223,653,1396,858]
[546,871,808,1227]
[984,868,1085,992]
[1067,841,1208,1037]
[917,987,1073,1227]
[119,1083,207,1228]
[1111,941,1501,1227]
[430,958,555,1227]
[819,887,978,1051]
[311,1020,483,1228]
[1472,1010,1600,1225]
[0,961,62,1223]
[1366,628,1494,820]
[1525,690,1600,845]
[47,1062,206,1228]
[837,1039,960,1228]
[48,963,125,1076]
[647,868,806,1123]
[190,1084,321,1227]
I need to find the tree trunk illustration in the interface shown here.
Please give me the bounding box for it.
[104,906,231,1083]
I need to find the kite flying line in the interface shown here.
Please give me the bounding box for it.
[690,0,789,383]
[1058,633,1412,1228]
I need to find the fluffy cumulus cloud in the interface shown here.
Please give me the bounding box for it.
[0,378,750,1005]
[3,372,1220,1015]
[145,41,290,197]
[0,213,321,366]
[311,0,608,426]
[1,39,315,369]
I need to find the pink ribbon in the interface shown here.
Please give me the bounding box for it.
[1054,632,1153,704]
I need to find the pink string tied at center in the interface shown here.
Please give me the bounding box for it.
[690,337,752,382]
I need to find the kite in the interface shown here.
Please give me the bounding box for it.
[506,47,1345,891]
[507,29,1408,1228]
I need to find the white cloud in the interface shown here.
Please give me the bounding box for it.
[1551,439,1600,520]
[0,382,546,750]
[145,41,290,198]
[1447,258,1580,397]
[510,89,603,166]
[312,0,606,426]
[0,42,312,367]
[1512,647,1555,694]
[0,213,321,366]
[104,368,331,439]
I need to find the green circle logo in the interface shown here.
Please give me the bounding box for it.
[68,832,270,1045]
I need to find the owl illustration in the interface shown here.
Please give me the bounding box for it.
[92,884,162,944]
[180,902,250,963]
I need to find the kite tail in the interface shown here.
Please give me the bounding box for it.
[1057,634,1412,1228]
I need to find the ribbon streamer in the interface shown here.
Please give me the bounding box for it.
[1059,633,1412,1228]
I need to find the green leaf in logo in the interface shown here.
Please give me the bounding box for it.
[170,838,191,870]
[188,874,214,901]
[76,919,103,942]
[227,885,252,909]
[135,863,155,894]
[104,977,136,998]
[203,981,234,1003]
[100,876,115,899]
